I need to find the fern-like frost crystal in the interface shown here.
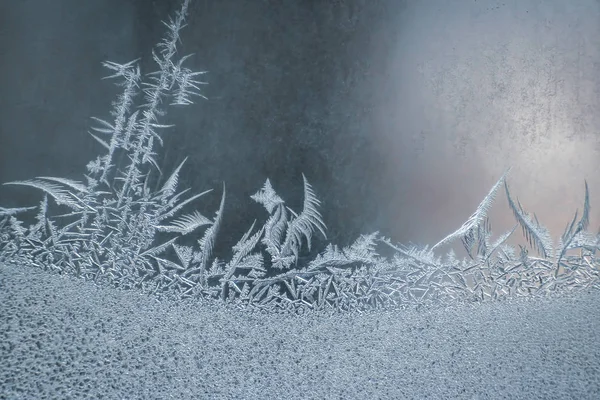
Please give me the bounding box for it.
[0,1,598,315]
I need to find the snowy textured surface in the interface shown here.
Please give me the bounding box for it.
[1,262,599,399]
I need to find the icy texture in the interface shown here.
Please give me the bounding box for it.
[1,262,599,399]
[0,0,599,314]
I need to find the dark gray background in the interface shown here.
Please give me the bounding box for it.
[1,0,599,260]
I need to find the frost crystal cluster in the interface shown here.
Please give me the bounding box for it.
[1,0,599,315]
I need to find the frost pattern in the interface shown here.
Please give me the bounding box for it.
[1,0,599,315]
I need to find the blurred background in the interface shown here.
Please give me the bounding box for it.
[1,0,599,261]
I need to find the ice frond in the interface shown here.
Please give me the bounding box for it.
[172,244,193,269]
[504,181,553,258]
[245,256,267,279]
[140,237,178,258]
[4,179,86,211]
[157,157,187,199]
[220,221,266,300]
[580,180,590,231]
[472,217,492,259]
[261,204,288,261]
[444,248,458,265]
[101,59,140,80]
[141,151,161,172]
[251,179,284,214]
[381,237,441,268]
[307,244,347,270]
[498,243,516,261]
[156,0,190,63]
[90,117,116,135]
[231,225,265,268]
[280,174,327,262]
[251,179,287,261]
[121,110,139,149]
[155,210,212,235]
[27,196,50,238]
[305,232,381,273]
[483,224,518,262]
[0,206,36,216]
[344,232,380,264]
[37,177,89,194]
[170,55,208,105]
[432,168,510,251]
[556,180,591,263]
[156,188,212,222]
[196,183,226,285]
[87,132,110,150]
[566,230,599,252]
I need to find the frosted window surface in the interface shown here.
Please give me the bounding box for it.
[1,0,599,398]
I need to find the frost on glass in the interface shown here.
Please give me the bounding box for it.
[0,0,598,315]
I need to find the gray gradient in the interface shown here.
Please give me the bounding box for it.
[1,0,598,258]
